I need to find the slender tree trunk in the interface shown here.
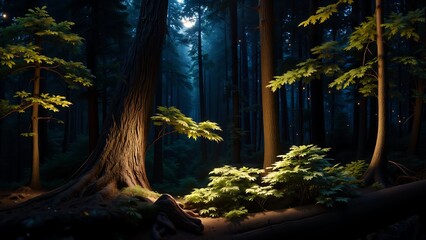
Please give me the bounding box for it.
[364,0,388,185]
[408,79,425,154]
[30,61,41,189]
[259,0,279,169]
[230,0,241,163]
[309,0,325,147]
[197,4,207,163]
[298,81,304,145]
[62,89,71,153]
[87,0,100,152]
[354,0,370,160]
[357,97,367,159]
[241,27,251,145]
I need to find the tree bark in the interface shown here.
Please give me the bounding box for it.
[308,0,325,147]
[153,70,164,183]
[259,0,280,170]
[86,0,100,152]
[363,0,388,185]
[30,61,41,190]
[407,79,425,154]
[29,0,170,202]
[230,0,241,163]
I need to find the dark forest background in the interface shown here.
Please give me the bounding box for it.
[0,0,425,195]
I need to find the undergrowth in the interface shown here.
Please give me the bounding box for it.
[184,144,366,220]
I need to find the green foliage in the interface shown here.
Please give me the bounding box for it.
[223,207,248,220]
[272,4,425,99]
[345,16,377,51]
[185,145,362,219]
[262,145,358,207]
[184,165,264,220]
[14,91,72,112]
[383,8,426,41]
[329,60,378,96]
[343,160,369,181]
[151,106,223,142]
[299,0,354,27]
[268,59,322,92]
[0,6,93,118]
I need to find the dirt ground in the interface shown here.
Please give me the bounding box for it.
[1,184,425,240]
[0,187,45,209]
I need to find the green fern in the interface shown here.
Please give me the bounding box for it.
[263,145,358,207]
[184,165,264,219]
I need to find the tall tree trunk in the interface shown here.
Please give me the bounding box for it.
[241,26,251,145]
[62,89,71,153]
[87,0,100,152]
[357,97,368,159]
[363,0,387,185]
[259,0,280,169]
[309,0,325,147]
[30,61,41,190]
[354,0,371,160]
[407,79,425,154]
[230,0,241,163]
[197,4,207,163]
[297,81,304,145]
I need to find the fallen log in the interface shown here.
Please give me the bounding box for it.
[162,179,426,239]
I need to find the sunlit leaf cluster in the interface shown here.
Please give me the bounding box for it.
[151,106,223,142]
[262,145,358,207]
[329,60,377,96]
[184,165,264,220]
[14,91,72,112]
[299,0,354,27]
[268,59,322,92]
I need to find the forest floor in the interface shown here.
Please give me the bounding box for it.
[1,183,426,240]
[0,187,44,209]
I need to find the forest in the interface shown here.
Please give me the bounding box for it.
[0,0,425,239]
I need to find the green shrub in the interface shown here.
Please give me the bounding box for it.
[184,165,263,220]
[343,160,368,181]
[185,145,362,219]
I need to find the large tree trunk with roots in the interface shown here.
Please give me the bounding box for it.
[61,0,169,196]
[1,0,203,238]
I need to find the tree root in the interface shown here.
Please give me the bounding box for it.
[152,194,204,239]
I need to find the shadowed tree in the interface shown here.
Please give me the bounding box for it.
[259,0,279,169]
[308,0,325,146]
[230,0,241,163]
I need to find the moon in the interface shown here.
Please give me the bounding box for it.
[182,18,195,28]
